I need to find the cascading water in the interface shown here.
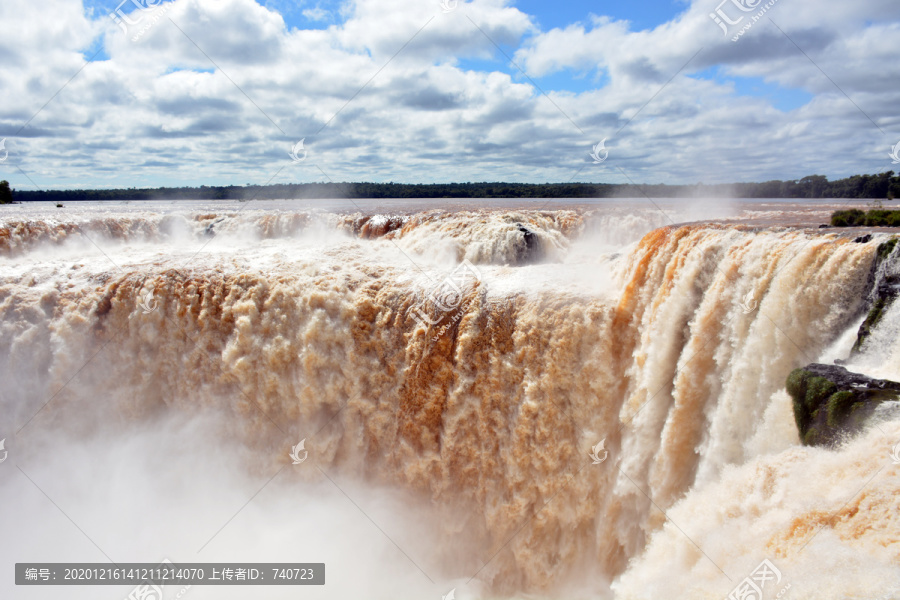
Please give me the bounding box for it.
[1,201,898,600]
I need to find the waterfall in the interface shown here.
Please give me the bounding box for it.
[1,204,897,599]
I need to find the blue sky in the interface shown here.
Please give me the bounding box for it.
[260,0,693,32]
[514,0,690,31]
[1,0,898,189]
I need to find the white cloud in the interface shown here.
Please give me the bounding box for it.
[302,6,329,22]
[0,0,897,190]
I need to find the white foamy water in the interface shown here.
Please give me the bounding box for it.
[1,200,897,600]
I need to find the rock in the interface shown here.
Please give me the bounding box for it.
[204,216,226,238]
[515,223,542,263]
[854,234,873,243]
[786,363,900,447]
[818,224,831,229]
[788,237,900,447]
[852,237,900,354]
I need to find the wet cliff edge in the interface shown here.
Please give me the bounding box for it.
[787,237,900,446]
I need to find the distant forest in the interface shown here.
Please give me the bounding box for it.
[6,172,900,202]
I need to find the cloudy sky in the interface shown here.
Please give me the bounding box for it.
[0,0,898,189]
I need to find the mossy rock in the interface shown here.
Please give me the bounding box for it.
[825,391,859,429]
[877,237,898,261]
[787,364,900,447]
[852,297,889,353]
[802,428,820,447]
[787,370,837,435]
[852,237,899,353]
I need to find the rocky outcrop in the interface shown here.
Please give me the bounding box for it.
[852,237,899,353]
[788,236,900,446]
[787,364,900,446]
[516,223,542,263]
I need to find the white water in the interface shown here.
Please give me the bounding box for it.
[1,200,898,599]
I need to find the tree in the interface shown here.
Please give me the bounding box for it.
[0,180,12,204]
[798,175,828,198]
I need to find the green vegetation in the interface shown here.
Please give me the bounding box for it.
[877,238,898,260]
[787,369,837,441]
[831,209,865,226]
[825,391,859,429]
[831,208,900,227]
[853,297,890,353]
[787,366,900,446]
[0,180,12,204]
[7,171,900,202]
[851,237,900,352]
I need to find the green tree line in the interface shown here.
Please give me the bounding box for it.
[5,172,900,203]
